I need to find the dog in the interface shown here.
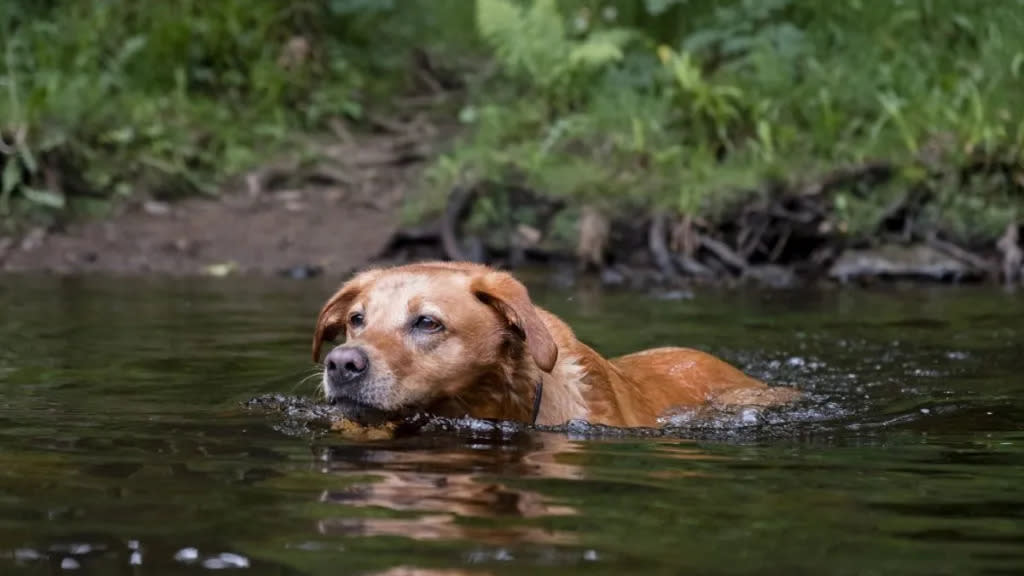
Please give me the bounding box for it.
[312,261,798,428]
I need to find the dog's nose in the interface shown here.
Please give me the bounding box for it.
[325,346,369,384]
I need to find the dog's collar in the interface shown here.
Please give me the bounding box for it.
[531,377,544,425]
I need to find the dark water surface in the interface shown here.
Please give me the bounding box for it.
[1,275,1022,575]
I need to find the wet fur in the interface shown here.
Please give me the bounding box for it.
[313,261,799,428]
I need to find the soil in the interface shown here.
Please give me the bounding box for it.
[1,118,1020,288]
[0,127,434,277]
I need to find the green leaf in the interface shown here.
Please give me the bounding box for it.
[569,41,623,68]
[1,157,20,215]
[21,188,66,209]
[17,141,38,174]
[477,0,522,42]
[104,126,135,144]
[476,0,568,89]
[834,193,848,213]
[2,156,21,196]
[116,35,148,65]
[568,30,632,69]
[458,106,478,124]
[644,0,687,16]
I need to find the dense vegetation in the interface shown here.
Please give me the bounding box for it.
[0,0,470,229]
[426,0,1024,253]
[3,0,1023,257]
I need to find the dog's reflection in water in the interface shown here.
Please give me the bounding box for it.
[314,432,581,545]
[368,569,490,576]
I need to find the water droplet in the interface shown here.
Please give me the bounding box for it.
[740,408,760,424]
[494,549,513,561]
[14,548,41,562]
[173,547,199,563]
[202,553,250,569]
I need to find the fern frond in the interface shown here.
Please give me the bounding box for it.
[476,0,522,43]
[569,29,633,68]
[476,0,568,89]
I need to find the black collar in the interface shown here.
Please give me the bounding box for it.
[530,377,544,425]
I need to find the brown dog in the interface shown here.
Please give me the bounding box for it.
[312,261,797,428]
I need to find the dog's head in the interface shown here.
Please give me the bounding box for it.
[312,262,557,423]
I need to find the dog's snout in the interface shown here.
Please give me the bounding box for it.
[325,346,369,384]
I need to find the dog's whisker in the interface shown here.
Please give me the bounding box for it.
[291,368,326,394]
[295,371,323,387]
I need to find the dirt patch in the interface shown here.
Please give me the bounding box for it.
[0,126,437,277]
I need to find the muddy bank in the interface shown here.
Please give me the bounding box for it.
[383,174,1024,289]
[2,131,1022,288]
[0,125,435,277]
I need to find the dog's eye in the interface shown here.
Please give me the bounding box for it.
[349,313,365,328]
[412,315,444,333]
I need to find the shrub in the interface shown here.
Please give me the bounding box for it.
[423,0,1024,244]
[0,0,468,229]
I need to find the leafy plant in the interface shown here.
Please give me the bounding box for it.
[476,0,634,109]
[0,0,453,228]
[422,0,1024,248]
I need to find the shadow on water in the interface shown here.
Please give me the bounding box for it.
[1,275,1023,575]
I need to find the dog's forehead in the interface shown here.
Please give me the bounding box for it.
[361,270,473,316]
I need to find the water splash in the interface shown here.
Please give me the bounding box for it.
[244,391,853,443]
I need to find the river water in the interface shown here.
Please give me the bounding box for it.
[1,275,1021,575]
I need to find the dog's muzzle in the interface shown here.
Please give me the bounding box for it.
[324,346,369,387]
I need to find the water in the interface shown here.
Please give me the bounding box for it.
[1,275,1022,575]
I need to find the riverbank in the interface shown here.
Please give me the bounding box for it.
[2,135,1020,288]
[3,2,1023,286]
[0,120,437,277]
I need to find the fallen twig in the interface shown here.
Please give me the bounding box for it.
[798,161,894,196]
[768,224,792,263]
[996,222,1022,285]
[674,254,715,278]
[698,235,748,273]
[927,235,996,278]
[648,212,681,280]
[441,185,480,262]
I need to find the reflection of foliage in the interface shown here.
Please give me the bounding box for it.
[424,0,1024,243]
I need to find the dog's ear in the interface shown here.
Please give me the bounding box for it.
[312,269,380,362]
[471,271,558,372]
